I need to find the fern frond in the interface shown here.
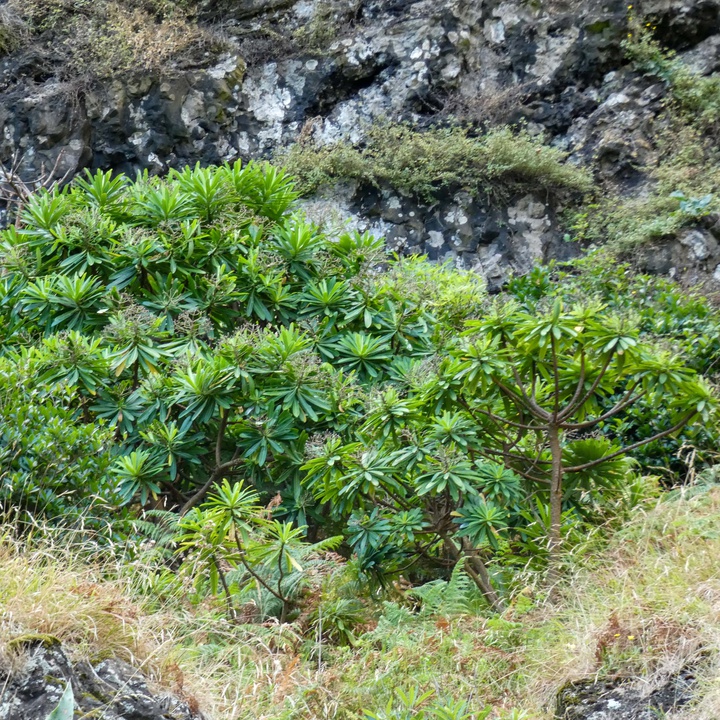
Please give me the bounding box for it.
[131,509,179,548]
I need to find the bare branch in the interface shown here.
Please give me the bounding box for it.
[0,149,70,226]
[180,455,245,516]
[509,365,551,420]
[561,385,646,431]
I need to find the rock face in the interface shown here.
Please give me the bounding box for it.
[0,638,200,720]
[556,667,697,719]
[2,0,720,284]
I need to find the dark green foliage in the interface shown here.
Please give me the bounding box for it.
[508,254,720,474]
[0,162,451,536]
[0,161,712,620]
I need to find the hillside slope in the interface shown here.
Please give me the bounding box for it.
[2,487,720,719]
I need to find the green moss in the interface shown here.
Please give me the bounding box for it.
[7,632,62,649]
[293,1,342,50]
[282,123,592,202]
[586,19,611,34]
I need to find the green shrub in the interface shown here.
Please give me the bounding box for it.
[0,353,114,528]
[624,25,720,133]
[282,123,593,202]
[0,160,711,621]
[508,254,720,475]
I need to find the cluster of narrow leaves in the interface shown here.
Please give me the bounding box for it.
[300,294,713,601]
[508,259,720,472]
[0,162,451,519]
[0,161,713,612]
[175,479,344,623]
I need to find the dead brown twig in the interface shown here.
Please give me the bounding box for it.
[0,150,74,227]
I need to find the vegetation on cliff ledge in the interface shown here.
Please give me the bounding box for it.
[283,123,592,202]
[0,0,226,80]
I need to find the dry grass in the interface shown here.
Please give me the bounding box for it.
[0,535,171,675]
[525,485,720,714]
[0,529,326,718]
[3,0,228,81]
[442,80,533,127]
[1,488,720,719]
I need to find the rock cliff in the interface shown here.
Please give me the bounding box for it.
[2,0,720,286]
[0,638,200,720]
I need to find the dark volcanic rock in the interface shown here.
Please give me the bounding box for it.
[2,0,720,284]
[0,638,200,720]
[556,667,698,720]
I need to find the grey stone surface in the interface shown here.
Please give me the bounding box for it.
[0,639,201,720]
[556,666,697,719]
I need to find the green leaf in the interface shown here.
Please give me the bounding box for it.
[47,682,74,720]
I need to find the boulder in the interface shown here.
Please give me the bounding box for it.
[556,667,697,720]
[0,638,201,720]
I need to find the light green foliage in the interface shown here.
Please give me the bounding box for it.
[405,564,484,617]
[570,121,720,249]
[624,25,720,133]
[0,161,465,542]
[282,123,592,202]
[303,287,710,603]
[363,686,486,720]
[0,353,114,526]
[5,483,720,719]
[46,683,74,720]
[175,479,343,622]
[508,256,720,474]
[580,28,720,249]
[0,160,715,720]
